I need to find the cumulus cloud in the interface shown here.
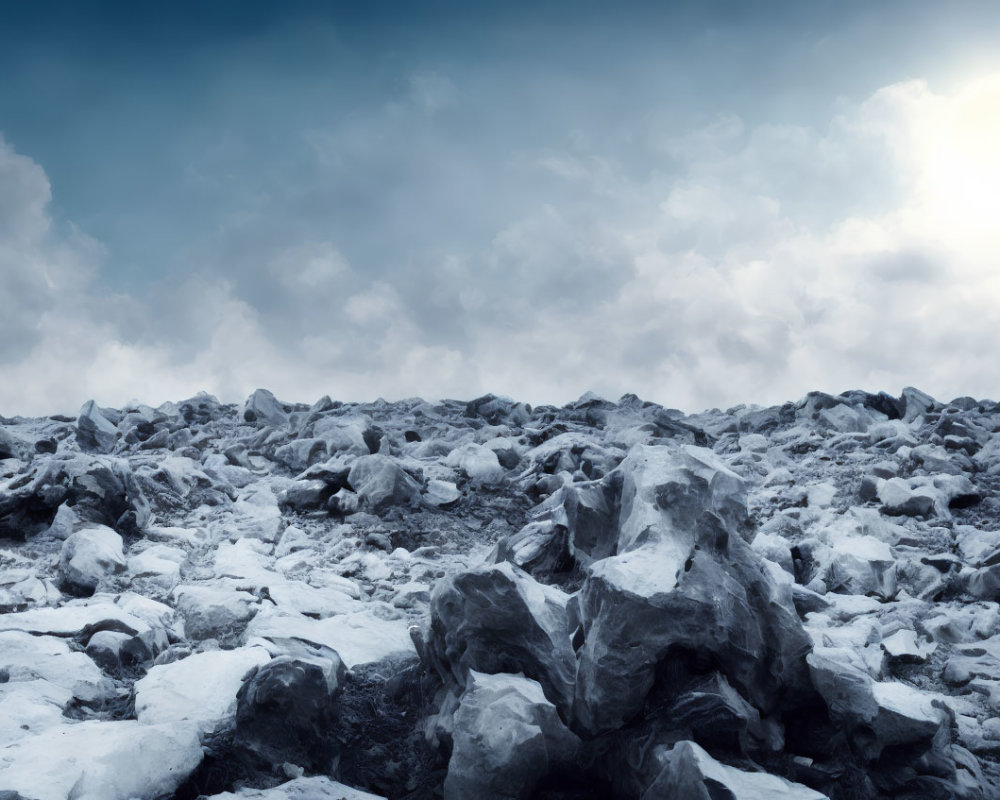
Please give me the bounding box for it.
[1,75,999,415]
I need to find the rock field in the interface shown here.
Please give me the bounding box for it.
[2,386,1000,799]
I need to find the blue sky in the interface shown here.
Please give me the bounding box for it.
[3,1,1000,413]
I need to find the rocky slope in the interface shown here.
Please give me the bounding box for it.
[1,387,1000,799]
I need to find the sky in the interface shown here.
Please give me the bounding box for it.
[3,1,1000,415]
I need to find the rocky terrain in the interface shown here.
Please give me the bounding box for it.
[2,386,1000,799]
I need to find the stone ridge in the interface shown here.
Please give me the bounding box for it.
[0,386,998,799]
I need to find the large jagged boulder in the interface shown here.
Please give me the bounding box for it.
[233,656,345,772]
[807,646,951,760]
[642,740,828,800]
[347,454,422,511]
[242,388,288,428]
[443,671,580,800]
[0,719,203,800]
[0,469,67,540]
[572,445,814,737]
[495,479,617,579]
[76,400,120,453]
[426,561,577,716]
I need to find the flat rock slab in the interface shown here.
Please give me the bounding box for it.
[245,607,415,668]
[0,719,202,800]
[0,602,151,638]
[135,645,271,736]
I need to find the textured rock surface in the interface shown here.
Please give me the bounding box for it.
[0,387,998,799]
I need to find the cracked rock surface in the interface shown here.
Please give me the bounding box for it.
[1,387,999,798]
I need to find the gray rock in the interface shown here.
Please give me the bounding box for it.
[807,646,949,759]
[234,656,344,772]
[85,629,152,673]
[278,479,329,511]
[642,740,827,800]
[243,388,288,427]
[878,478,935,517]
[347,455,421,511]
[174,584,259,641]
[76,399,120,452]
[427,561,577,716]
[424,479,461,508]
[59,525,126,596]
[444,671,579,800]
[572,445,813,736]
[901,386,937,423]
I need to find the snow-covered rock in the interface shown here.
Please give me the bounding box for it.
[76,399,120,453]
[444,671,579,800]
[0,719,202,800]
[643,739,827,799]
[58,525,126,596]
[135,646,270,737]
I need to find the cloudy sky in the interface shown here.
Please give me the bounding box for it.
[3,1,1000,415]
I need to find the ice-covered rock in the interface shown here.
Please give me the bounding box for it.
[128,543,185,588]
[444,671,579,800]
[135,646,271,737]
[878,477,936,517]
[347,454,422,511]
[572,445,813,736]
[424,478,461,508]
[642,739,828,799]
[808,646,949,757]
[0,630,109,707]
[243,388,289,427]
[76,399,120,453]
[445,442,505,485]
[245,607,415,669]
[174,583,259,641]
[0,719,202,800]
[427,561,576,715]
[234,655,345,772]
[202,776,386,799]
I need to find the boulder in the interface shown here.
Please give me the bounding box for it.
[245,608,414,669]
[445,443,505,486]
[173,584,259,641]
[878,478,936,517]
[234,656,345,772]
[0,427,30,461]
[572,445,813,737]
[76,400,120,452]
[274,438,327,472]
[816,534,897,600]
[444,671,580,800]
[0,630,110,709]
[901,386,937,423]
[85,629,153,673]
[424,479,461,508]
[642,740,827,800]
[347,455,421,511]
[58,526,126,596]
[807,646,950,759]
[427,561,577,715]
[464,394,531,426]
[242,388,288,427]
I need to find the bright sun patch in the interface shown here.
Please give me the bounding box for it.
[920,73,1000,236]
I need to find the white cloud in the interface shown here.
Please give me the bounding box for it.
[2,74,1000,415]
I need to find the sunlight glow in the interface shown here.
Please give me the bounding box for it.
[920,74,1000,237]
